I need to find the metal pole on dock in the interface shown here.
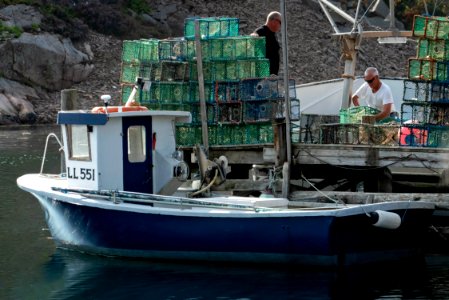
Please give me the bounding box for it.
[280,0,291,198]
[194,20,209,153]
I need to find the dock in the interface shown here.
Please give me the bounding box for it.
[181,142,449,195]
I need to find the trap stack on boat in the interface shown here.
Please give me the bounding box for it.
[400,15,449,147]
[120,17,300,147]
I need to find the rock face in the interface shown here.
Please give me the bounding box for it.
[0,5,93,124]
[0,4,43,30]
[0,1,419,124]
[1,33,93,90]
[0,78,39,124]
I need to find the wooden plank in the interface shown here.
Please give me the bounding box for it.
[294,144,449,169]
[289,190,449,208]
[361,30,413,38]
[211,149,268,164]
[332,31,413,38]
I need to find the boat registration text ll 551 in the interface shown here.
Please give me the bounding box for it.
[67,167,95,181]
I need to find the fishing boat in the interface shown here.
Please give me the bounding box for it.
[16,99,435,267]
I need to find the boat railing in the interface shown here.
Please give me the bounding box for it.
[40,133,65,175]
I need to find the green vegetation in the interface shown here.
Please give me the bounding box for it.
[396,0,449,29]
[0,21,23,37]
[0,0,37,5]
[40,4,76,19]
[125,0,151,14]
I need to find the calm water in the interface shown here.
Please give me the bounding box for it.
[2,125,449,300]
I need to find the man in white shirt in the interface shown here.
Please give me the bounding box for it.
[352,67,396,121]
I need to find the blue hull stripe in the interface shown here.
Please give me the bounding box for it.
[41,196,433,265]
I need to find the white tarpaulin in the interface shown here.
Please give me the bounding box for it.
[296,77,406,115]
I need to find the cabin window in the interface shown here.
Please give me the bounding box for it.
[67,125,91,161]
[128,126,146,163]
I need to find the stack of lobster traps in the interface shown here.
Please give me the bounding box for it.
[400,15,449,147]
[120,17,299,147]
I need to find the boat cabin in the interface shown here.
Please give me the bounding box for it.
[57,109,191,194]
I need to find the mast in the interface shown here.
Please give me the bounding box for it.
[280,0,291,198]
[194,19,209,153]
[317,0,412,109]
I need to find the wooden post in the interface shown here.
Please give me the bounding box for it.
[61,89,79,111]
[274,122,287,166]
[364,168,392,193]
[280,0,290,198]
[194,20,209,153]
[340,36,358,110]
[438,169,449,192]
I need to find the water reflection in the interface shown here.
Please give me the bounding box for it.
[9,250,442,300]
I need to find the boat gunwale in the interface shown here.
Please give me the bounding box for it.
[17,173,435,218]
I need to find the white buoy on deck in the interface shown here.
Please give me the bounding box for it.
[370,210,401,229]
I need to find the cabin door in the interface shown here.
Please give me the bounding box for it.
[122,116,153,193]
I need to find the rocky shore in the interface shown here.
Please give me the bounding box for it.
[0,0,417,124]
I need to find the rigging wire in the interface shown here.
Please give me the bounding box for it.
[300,172,343,205]
[350,0,381,34]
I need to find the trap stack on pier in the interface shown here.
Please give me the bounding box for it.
[120,17,299,147]
[401,15,449,147]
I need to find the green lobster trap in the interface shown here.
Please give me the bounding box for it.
[188,81,214,103]
[237,59,270,79]
[185,36,265,61]
[245,122,274,144]
[175,125,203,146]
[189,61,214,82]
[215,124,246,145]
[149,61,189,82]
[121,62,189,84]
[121,82,189,105]
[412,15,449,40]
[339,106,380,124]
[120,63,141,84]
[417,38,449,61]
[148,82,189,104]
[158,38,187,61]
[184,17,239,40]
[122,39,159,64]
[427,125,449,148]
[408,58,449,81]
[189,102,217,125]
[208,36,266,60]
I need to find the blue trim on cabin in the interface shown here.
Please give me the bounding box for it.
[122,116,153,194]
[57,112,108,125]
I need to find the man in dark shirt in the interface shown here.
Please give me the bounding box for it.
[251,11,282,75]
